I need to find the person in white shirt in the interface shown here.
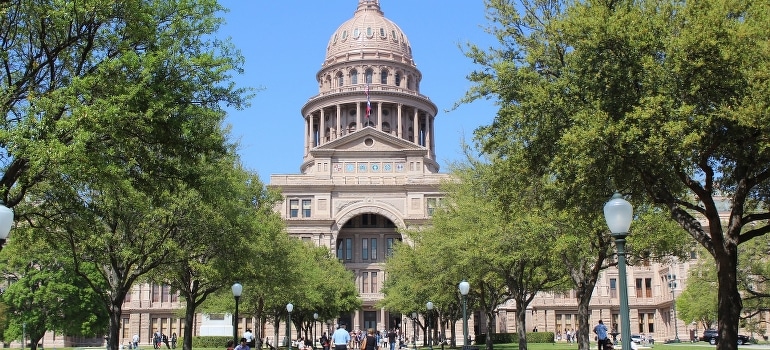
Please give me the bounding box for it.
[244,329,255,348]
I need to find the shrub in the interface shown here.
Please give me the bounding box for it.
[474,332,554,344]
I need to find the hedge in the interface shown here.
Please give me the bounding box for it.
[474,332,555,344]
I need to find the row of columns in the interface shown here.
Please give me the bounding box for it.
[303,102,435,157]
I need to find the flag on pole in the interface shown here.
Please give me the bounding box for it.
[365,84,371,119]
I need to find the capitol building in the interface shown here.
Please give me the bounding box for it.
[38,0,749,348]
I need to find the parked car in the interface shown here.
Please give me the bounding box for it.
[630,335,642,344]
[701,330,752,345]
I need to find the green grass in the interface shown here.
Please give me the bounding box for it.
[51,342,770,350]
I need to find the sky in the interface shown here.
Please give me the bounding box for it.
[216,1,500,182]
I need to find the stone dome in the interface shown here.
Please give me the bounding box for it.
[325,0,413,64]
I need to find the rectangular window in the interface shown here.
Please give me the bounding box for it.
[162,285,170,302]
[289,199,299,218]
[362,272,369,293]
[302,199,311,217]
[647,313,655,333]
[644,278,652,298]
[371,239,377,260]
[352,72,358,85]
[427,198,436,216]
[387,238,395,257]
[362,238,369,260]
[636,278,643,298]
[345,238,353,260]
[122,318,130,342]
[610,278,617,298]
[638,311,645,333]
[152,284,160,302]
[362,213,377,227]
[371,271,378,293]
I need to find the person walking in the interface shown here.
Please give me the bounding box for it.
[132,334,140,350]
[593,320,609,350]
[171,333,177,349]
[332,324,351,350]
[363,329,377,350]
[386,329,397,350]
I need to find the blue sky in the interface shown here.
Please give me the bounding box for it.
[217,1,499,181]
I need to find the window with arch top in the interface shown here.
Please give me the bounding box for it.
[380,70,388,84]
[365,69,373,84]
[351,70,358,85]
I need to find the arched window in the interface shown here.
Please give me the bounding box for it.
[348,122,357,133]
[382,122,391,133]
[351,70,358,85]
[395,72,401,87]
[365,120,375,127]
[365,69,373,84]
[380,70,388,84]
[337,72,344,87]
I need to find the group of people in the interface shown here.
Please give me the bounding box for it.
[153,330,177,349]
[556,329,578,343]
[227,323,417,350]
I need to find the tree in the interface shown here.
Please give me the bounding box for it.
[677,257,718,331]
[150,162,284,350]
[0,225,108,349]
[2,1,249,349]
[462,1,744,348]
[0,0,249,208]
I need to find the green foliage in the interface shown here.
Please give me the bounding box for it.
[475,332,554,344]
[464,0,770,347]
[0,225,109,347]
[189,336,230,348]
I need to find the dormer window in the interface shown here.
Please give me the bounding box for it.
[353,28,360,39]
[342,30,348,41]
[380,28,386,38]
[366,27,373,38]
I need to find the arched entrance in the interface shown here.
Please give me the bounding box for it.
[334,212,402,333]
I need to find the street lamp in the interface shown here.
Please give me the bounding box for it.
[231,283,243,344]
[426,302,434,350]
[667,274,680,342]
[314,313,319,350]
[412,312,418,350]
[458,280,470,348]
[604,194,633,350]
[0,201,14,251]
[287,303,294,350]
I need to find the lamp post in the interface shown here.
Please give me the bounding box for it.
[0,201,14,251]
[412,312,418,350]
[667,274,680,342]
[232,283,243,344]
[426,302,434,350]
[287,303,294,350]
[604,194,633,350]
[314,313,319,350]
[458,280,470,348]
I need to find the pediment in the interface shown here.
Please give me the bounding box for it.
[313,127,425,153]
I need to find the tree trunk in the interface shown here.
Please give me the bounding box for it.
[715,247,741,350]
[108,302,123,350]
[183,301,197,350]
[515,301,528,350]
[485,311,495,350]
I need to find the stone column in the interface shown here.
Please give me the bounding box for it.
[336,104,342,139]
[397,104,403,138]
[320,108,325,145]
[413,109,419,144]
